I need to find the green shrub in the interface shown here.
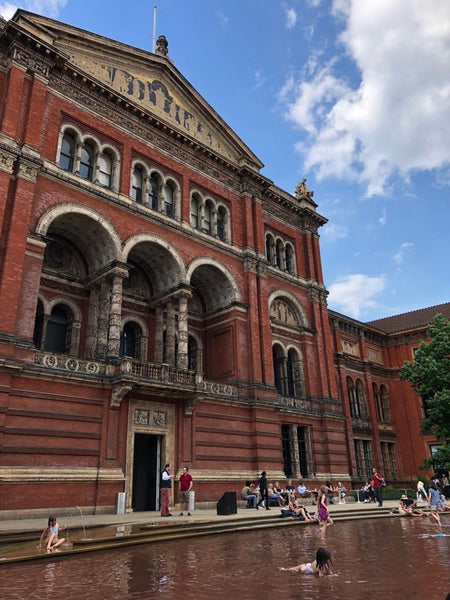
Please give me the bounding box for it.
[381,487,415,500]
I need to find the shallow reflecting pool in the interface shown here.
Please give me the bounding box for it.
[0,517,448,599]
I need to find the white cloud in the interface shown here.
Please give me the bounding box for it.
[284,7,298,30]
[378,207,387,226]
[393,242,414,269]
[216,10,229,29]
[254,69,267,90]
[328,273,387,317]
[281,0,450,196]
[322,222,347,242]
[0,0,66,20]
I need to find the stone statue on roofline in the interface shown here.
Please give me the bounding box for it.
[155,35,169,57]
[295,178,314,200]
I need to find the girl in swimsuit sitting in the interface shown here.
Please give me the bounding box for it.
[281,547,334,577]
[38,515,67,552]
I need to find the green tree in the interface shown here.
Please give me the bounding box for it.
[399,313,450,474]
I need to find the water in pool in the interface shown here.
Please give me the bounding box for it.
[0,516,448,599]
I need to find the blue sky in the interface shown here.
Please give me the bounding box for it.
[2,0,449,321]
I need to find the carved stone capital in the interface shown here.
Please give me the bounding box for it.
[308,287,320,302]
[0,148,16,174]
[319,290,328,306]
[257,262,268,277]
[15,157,41,182]
[243,256,258,274]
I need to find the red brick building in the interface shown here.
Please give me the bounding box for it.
[0,11,447,516]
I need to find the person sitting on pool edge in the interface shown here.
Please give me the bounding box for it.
[38,515,67,552]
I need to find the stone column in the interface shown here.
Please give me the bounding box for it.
[96,280,110,359]
[73,141,83,175]
[68,320,81,355]
[212,208,218,237]
[165,300,176,366]
[154,305,164,363]
[176,293,191,369]
[107,271,126,359]
[84,286,99,359]
[290,425,301,479]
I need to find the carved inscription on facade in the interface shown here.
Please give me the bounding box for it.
[68,54,236,161]
[342,338,359,357]
[367,347,382,363]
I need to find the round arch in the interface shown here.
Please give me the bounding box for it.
[35,204,122,271]
[187,257,241,312]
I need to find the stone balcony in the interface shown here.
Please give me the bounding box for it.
[33,352,238,407]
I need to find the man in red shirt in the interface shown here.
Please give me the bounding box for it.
[179,466,193,516]
[372,467,384,507]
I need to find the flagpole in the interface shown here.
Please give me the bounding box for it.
[152,5,157,52]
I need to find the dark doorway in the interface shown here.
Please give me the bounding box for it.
[132,434,161,511]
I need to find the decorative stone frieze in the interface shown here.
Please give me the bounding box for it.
[11,45,50,78]
[34,351,105,375]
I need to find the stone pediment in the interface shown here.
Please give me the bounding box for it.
[12,11,263,170]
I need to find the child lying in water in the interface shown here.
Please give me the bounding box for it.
[281,547,334,577]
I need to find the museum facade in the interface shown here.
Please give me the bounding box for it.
[0,11,447,516]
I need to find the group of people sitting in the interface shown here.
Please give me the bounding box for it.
[240,479,337,523]
[398,479,450,525]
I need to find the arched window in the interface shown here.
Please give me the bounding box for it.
[44,306,71,354]
[190,195,199,229]
[266,235,274,264]
[217,207,226,241]
[188,335,198,371]
[287,348,303,397]
[163,183,174,217]
[131,167,143,203]
[79,143,95,181]
[373,383,381,421]
[273,345,285,395]
[287,350,295,397]
[276,240,284,269]
[59,132,75,172]
[33,300,44,348]
[285,244,295,274]
[120,322,141,359]
[356,379,367,419]
[203,203,212,234]
[149,174,159,210]
[347,377,357,419]
[98,152,112,188]
[380,385,391,422]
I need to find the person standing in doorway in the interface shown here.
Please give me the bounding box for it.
[371,467,384,507]
[179,466,193,516]
[259,470,270,510]
[160,463,174,517]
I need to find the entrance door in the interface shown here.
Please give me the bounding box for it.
[132,433,161,511]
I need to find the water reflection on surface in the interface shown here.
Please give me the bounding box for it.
[0,518,448,599]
